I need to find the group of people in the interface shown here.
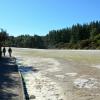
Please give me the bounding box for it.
[1,47,12,57]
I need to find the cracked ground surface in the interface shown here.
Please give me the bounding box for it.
[13,48,100,100]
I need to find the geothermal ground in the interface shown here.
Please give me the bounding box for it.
[12,48,100,100]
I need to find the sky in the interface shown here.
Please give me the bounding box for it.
[0,0,100,36]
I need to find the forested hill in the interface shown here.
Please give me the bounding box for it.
[4,21,100,49]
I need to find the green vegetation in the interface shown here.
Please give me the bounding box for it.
[1,21,100,49]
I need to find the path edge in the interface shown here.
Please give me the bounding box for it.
[14,57,26,100]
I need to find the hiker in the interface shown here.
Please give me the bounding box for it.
[0,45,2,57]
[0,50,2,57]
[8,47,12,57]
[3,47,6,56]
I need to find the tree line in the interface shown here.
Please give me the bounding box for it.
[1,21,100,50]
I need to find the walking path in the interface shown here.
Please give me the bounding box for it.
[0,57,24,100]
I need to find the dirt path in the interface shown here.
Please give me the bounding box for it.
[0,57,24,100]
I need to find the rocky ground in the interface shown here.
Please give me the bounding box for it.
[12,48,100,100]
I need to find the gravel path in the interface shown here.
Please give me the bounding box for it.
[0,57,24,100]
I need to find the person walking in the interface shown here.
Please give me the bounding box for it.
[3,47,6,56]
[8,47,12,57]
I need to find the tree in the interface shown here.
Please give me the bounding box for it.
[3,20,100,49]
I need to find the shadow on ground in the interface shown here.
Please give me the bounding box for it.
[18,66,38,73]
[0,57,19,100]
